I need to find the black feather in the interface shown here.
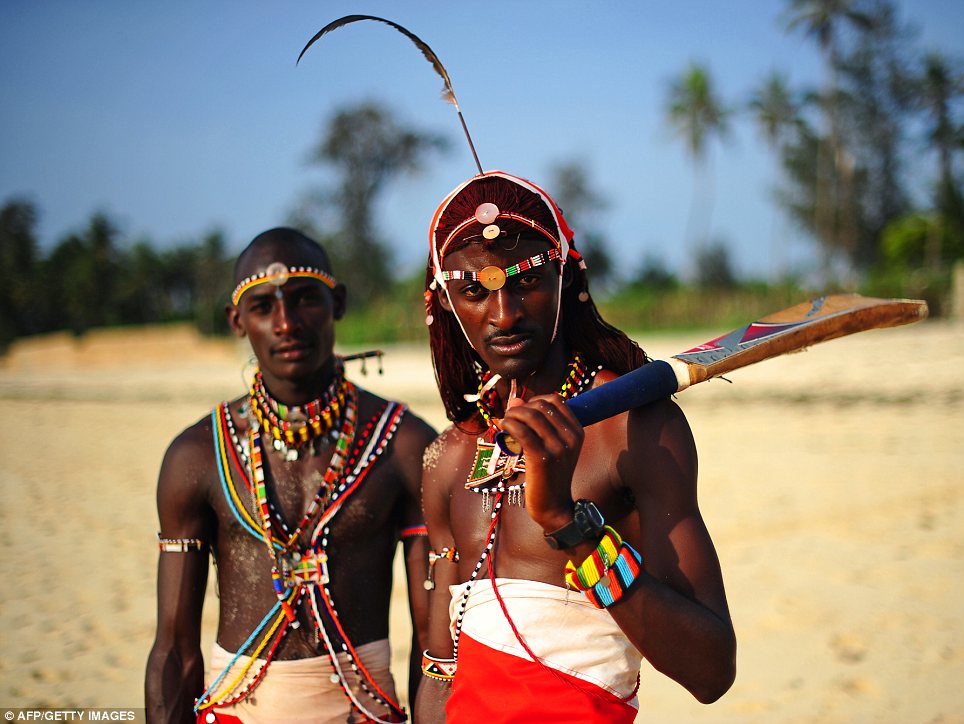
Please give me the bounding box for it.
[298,15,457,106]
[297,14,483,174]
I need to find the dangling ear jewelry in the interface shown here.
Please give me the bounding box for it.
[241,354,258,389]
[423,285,436,326]
[342,350,384,376]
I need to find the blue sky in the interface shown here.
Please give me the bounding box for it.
[1,1,962,282]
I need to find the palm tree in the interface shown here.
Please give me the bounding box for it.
[305,101,448,301]
[914,52,964,269]
[666,62,729,275]
[784,0,873,273]
[748,71,800,278]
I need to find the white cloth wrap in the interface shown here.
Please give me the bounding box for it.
[450,577,642,704]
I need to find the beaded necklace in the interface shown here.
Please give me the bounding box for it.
[249,381,356,622]
[465,354,600,510]
[249,365,347,461]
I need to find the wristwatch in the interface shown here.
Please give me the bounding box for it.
[544,499,606,550]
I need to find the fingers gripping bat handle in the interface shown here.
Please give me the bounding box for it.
[494,360,682,453]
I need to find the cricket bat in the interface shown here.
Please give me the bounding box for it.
[496,294,928,453]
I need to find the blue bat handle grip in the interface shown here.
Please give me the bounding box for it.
[494,360,681,452]
[566,359,680,426]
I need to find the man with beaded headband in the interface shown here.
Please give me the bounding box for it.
[416,173,737,721]
[146,227,436,723]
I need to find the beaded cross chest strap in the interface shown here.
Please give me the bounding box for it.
[196,388,409,722]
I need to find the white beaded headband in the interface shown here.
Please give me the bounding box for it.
[231,261,337,306]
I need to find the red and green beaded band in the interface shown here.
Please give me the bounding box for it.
[564,525,622,590]
[440,248,562,291]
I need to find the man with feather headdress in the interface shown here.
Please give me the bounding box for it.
[415,172,736,722]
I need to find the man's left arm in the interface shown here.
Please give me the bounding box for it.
[606,397,736,703]
[392,415,437,707]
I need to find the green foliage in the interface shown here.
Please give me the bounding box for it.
[0,197,232,351]
[336,268,428,346]
[861,265,951,317]
[0,198,43,349]
[666,63,730,162]
[880,212,964,269]
[773,0,962,278]
[600,283,809,335]
[695,242,738,289]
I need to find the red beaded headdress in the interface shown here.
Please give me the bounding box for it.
[428,170,578,289]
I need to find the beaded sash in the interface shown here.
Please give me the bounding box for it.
[198,399,408,721]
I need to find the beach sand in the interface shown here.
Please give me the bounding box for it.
[0,320,961,721]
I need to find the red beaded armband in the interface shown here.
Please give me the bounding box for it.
[421,650,457,681]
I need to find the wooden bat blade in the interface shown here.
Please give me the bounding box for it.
[673,294,928,386]
[495,294,928,453]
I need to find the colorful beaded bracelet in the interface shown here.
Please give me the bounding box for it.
[400,524,428,539]
[421,651,457,681]
[582,541,643,609]
[564,525,622,591]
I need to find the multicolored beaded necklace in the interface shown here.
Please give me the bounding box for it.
[250,382,356,622]
[249,366,347,461]
[465,354,600,510]
[196,371,409,722]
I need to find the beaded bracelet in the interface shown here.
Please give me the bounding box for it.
[582,542,643,609]
[421,650,457,681]
[400,524,428,539]
[564,525,622,591]
[157,534,207,553]
[424,546,459,591]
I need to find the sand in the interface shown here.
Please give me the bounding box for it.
[0,320,961,721]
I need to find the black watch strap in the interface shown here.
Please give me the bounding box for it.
[544,499,606,550]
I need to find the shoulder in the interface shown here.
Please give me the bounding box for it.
[161,409,218,474]
[587,368,696,490]
[156,406,223,515]
[591,366,693,443]
[420,425,471,511]
[352,384,437,451]
[422,424,473,479]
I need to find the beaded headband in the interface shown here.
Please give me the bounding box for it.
[440,248,562,291]
[438,209,562,268]
[231,262,337,306]
[429,171,576,290]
